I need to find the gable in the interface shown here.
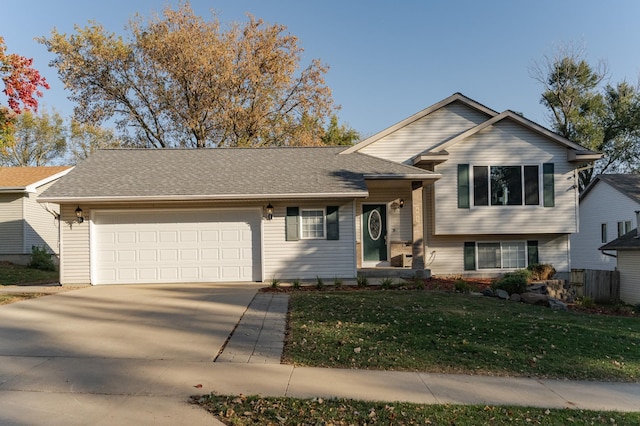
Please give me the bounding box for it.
[355,100,493,164]
[581,174,640,205]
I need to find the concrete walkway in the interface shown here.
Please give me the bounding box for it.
[212,293,640,412]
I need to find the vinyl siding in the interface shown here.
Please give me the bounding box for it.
[60,203,91,284]
[570,181,639,270]
[359,102,489,164]
[618,252,640,304]
[425,233,570,276]
[263,200,356,280]
[0,193,23,254]
[433,120,578,235]
[24,181,61,254]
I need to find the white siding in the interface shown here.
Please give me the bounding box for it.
[432,121,578,235]
[360,102,489,164]
[263,201,356,280]
[571,181,639,270]
[426,233,570,276]
[0,193,23,254]
[24,181,61,254]
[618,252,640,305]
[60,204,91,284]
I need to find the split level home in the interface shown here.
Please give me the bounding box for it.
[39,93,601,285]
[571,174,640,271]
[599,213,640,305]
[0,166,72,264]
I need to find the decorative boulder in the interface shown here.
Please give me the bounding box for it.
[496,289,509,300]
[548,298,568,311]
[481,288,494,297]
[520,292,549,306]
[510,293,522,302]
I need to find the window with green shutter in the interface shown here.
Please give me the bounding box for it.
[458,164,470,208]
[285,207,299,241]
[464,242,476,270]
[543,163,554,207]
[326,206,339,240]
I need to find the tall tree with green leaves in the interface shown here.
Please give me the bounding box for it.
[531,46,640,190]
[321,115,360,146]
[39,3,336,149]
[0,109,66,166]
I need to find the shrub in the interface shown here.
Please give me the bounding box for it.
[333,277,343,288]
[413,276,425,290]
[581,296,596,309]
[28,246,56,272]
[380,277,394,289]
[316,276,324,290]
[454,279,470,293]
[292,279,301,290]
[356,274,368,288]
[492,269,531,295]
[527,263,556,280]
[270,277,280,288]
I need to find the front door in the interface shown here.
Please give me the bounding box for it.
[362,204,387,263]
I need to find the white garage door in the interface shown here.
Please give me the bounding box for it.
[92,209,261,284]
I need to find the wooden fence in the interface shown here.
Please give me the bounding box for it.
[570,269,620,303]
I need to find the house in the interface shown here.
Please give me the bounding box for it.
[571,174,640,271]
[0,166,72,264]
[599,216,640,304]
[38,148,439,285]
[39,93,601,286]
[343,93,601,279]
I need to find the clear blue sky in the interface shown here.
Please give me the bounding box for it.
[4,0,640,138]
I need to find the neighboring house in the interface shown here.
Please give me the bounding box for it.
[38,148,439,285]
[571,174,640,271]
[344,93,601,279]
[0,166,73,264]
[599,220,640,304]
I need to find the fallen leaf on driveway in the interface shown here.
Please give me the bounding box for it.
[194,384,203,388]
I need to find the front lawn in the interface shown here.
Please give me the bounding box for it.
[0,262,58,286]
[196,395,640,425]
[285,290,640,381]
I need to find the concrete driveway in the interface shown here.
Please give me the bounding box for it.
[0,283,260,425]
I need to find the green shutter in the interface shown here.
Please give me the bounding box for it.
[458,164,470,208]
[286,207,299,241]
[326,206,339,240]
[527,240,539,265]
[543,163,555,207]
[464,242,476,271]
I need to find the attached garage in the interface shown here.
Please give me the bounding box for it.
[91,209,261,284]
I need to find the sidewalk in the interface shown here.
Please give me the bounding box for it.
[211,292,640,412]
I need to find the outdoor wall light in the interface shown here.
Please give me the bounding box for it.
[391,199,405,210]
[75,206,84,223]
[399,198,405,208]
[266,203,274,220]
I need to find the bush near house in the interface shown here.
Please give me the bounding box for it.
[492,269,532,295]
[527,263,556,280]
[28,246,56,272]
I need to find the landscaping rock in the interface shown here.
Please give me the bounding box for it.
[527,284,548,294]
[469,292,484,297]
[548,298,568,311]
[496,289,509,300]
[510,293,522,302]
[520,292,549,306]
[481,288,494,297]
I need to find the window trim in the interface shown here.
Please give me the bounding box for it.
[465,240,533,271]
[465,163,553,209]
[300,208,326,240]
[601,223,608,244]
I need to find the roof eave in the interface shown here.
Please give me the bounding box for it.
[568,151,603,163]
[37,191,371,204]
[0,187,27,193]
[364,173,442,180]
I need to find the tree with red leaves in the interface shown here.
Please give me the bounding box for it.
[1,36,49,145]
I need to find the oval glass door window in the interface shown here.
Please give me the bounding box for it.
[368,209,382,241]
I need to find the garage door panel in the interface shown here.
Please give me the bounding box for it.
[93,209,260,284]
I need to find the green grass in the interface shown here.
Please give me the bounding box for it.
[0,263,58,286]
[285,291,640,381]
[196,395,640,425]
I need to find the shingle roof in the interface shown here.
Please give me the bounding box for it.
[599,228,640,250]
[39,147,439,202]
[581,174,640,204]
[0,166,72,190]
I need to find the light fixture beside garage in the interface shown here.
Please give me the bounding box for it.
[75,206,84,223]
[266,203,274,220]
